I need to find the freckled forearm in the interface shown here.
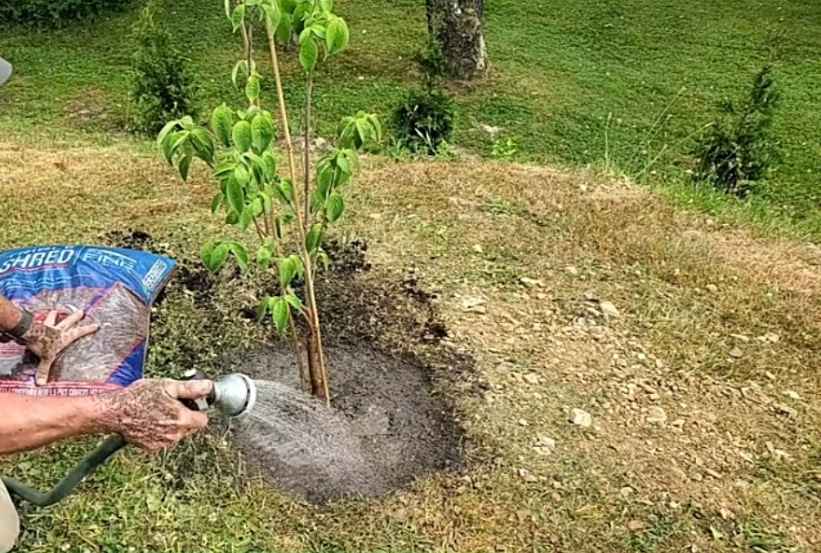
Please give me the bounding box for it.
[0,296,23,333]
[0,394,110,455]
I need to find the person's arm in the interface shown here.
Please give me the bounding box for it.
[0,296,24,334]
[0,295,99,385]
[0,379,213,455]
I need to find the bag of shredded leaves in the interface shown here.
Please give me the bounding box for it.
[0,246,175,396]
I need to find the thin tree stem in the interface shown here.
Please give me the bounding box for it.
[264,20,330,407]
[264,20,298,185]
[303,76,314,233]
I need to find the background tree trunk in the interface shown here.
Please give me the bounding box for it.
[427,0,488,80]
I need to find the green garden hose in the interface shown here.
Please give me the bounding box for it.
[1,435,126,507]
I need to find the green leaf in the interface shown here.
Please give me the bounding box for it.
[257,244,274,268]
[238,207,253,231]
[211,192,224,214]
[227,177,245,214]
[305,223,322,253]
[284,293,304,312]
[316,248,331,270]
[157,120,179,148]
[316,161,334,198]
[232,120,253,151]
[272,298,290,334]
[160,130,177,164]
[211,104,234,147]
[276,12,292,43]
[251,111,276,152]
[231,4,246,32]
[326,193,344,223]
[325,16,349,55]
[178,154,193,181]
[261,0,281,30]
[232,60,248,88]
[202,242,229,273]
[257,297,271,322]
[261,151,278,179]
[278,256,297,289]
[170,131,190,157]
[179,115,195,130]
[228,241,249,271]
[190,128,215,163]
[234,164,251,187]
[299,37,318,73]
[279,179,294,203]
[245,73,261,102]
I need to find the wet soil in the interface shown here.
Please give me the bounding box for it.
[104,229,477,503]
[229,343,465,502]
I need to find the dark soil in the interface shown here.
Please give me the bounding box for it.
[102,228,479,503]
[229,343,465,502]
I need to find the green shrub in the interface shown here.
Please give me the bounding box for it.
[129,1,197,135]
[692,65,781,197]
[0,0,132,25]
[392,88,455,155]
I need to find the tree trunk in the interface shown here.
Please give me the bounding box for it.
[304,319,329,405]
[427,0,488,80]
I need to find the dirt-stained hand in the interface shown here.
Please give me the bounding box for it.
[96,379,213,452]
[23,308,100,385]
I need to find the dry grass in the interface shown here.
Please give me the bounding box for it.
[1,141,819,552]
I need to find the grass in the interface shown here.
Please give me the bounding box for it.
[1,0,820,236]
[0,140,819,552]
[1,1,820,551]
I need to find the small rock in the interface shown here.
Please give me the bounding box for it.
[535,435,556,449]
[627,520,646,532]
[764,371,776,381]
[523,373,540,384]
[472,244,484,254]
[619,486,633,498]
[461,296,487,314]
[758,332,781,343]
[569,408,592,428]
[565,266,579,276]
[705,284,718,293]
[520,277,544,288]
[671,418,685,427]
[599,301,620,319]
[647,406,668,424]
[518,468,538,482]
[704,468,722,479]
[729,347,743,359]
[479,123,503,137]
[774,403,797,418]
[783,390,801,401]
[518,418,529,427]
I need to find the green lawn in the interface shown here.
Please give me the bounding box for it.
[2,0,819,235]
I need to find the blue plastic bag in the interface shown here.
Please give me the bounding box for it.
[0,246,175,396]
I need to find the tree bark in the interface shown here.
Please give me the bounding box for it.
[427,0,488,80]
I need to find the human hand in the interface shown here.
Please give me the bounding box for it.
[23,308,100,385]
[96,379,213,452]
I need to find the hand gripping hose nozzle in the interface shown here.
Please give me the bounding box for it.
[2,373,257,507]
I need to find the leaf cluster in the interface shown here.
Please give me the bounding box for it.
[692,65,782,197]
[130,1,198,135]
[392,88,455,155]
[157,0,379,336]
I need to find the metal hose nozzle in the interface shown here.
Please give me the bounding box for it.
[209,373,257,418]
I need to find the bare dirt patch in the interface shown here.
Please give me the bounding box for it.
[229,343,464,503]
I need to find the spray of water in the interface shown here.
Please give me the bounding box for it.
[235,380,381,500]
